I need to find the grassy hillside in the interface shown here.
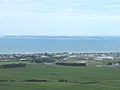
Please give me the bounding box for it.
[0,61,120,90]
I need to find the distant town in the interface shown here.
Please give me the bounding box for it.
[0,52,120,66]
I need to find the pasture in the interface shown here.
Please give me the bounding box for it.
[0,61,120,90]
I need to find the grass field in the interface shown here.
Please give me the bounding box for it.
[0,61,120,90]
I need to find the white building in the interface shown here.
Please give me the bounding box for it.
[94,56,114,60]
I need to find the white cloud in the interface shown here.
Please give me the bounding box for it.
[105,5,119,8]
[0,0,120,35]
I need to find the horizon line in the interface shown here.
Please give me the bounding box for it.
[0,35,120,37]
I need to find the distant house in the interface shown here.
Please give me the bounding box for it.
[20,58,27,61]
[41,55,49,58]
[75,61,86,64]
[116,61,120,65]
[94,56,114,60]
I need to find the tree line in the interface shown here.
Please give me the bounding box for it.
[56,62,86,66]
[0,63,26,69]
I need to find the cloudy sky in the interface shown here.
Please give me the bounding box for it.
[0,0,120,36]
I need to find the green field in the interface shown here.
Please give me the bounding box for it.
[0,61,120,90]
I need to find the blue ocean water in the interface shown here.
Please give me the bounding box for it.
[0,36,120,53]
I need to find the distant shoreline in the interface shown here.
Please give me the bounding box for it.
[0,35,105,39]
[0,51,120,55]
[1,35,120,39]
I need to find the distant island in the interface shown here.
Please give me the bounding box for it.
[3,35,104,39]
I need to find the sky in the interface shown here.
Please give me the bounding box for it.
[0,0,120,36]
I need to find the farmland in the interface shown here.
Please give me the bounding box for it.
[0,61,120,90]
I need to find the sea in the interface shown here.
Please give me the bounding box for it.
[0,36,120,54]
